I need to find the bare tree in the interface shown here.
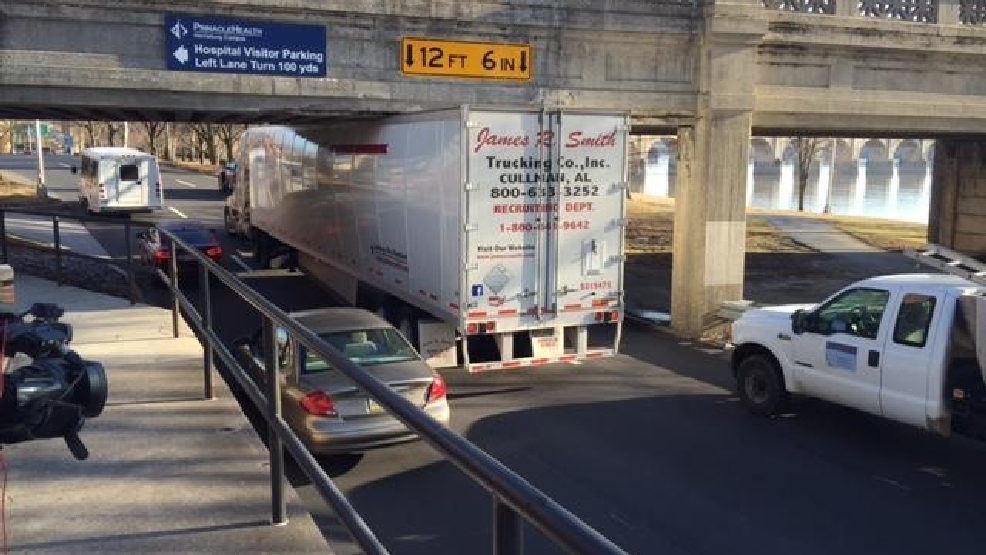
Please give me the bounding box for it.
[791,137,826,212]
[80,121,101,148]
[105,123,124,146]
[191,123,218,164]
[216,123,245,162]
[138,121,166,156]
[0,121,12,154]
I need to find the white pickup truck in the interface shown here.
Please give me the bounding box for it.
[729,273,986,441]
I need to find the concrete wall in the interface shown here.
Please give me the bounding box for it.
[930,139,986,255]
[0,0,699,121]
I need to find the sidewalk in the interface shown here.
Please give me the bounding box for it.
[3,213,110,258]
[3,273,332,555]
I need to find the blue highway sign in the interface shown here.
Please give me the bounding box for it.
[165,13,327,77]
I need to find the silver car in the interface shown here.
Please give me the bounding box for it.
[235,307,451,454]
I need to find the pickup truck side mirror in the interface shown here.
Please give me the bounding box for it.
[792,310,806,335]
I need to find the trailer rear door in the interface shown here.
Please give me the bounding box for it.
[547,112,627,318]
[464,109,627,323]
[465,110,546,319]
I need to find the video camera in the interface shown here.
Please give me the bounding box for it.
[0,303,108,460]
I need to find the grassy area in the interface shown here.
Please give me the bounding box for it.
[626,197,811,254]
[626,196,929,254]
[0,173,41,203]
[827,217,927,252]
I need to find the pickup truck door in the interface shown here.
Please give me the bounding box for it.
[791,286,894,416]
[880,291,940,428]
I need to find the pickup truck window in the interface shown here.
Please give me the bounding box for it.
[892,294,936,348]
[816,287,890,340]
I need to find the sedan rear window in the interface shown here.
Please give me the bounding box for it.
[161,228,214,247]
[303,328,418,373]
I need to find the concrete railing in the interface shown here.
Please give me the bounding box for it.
[762,0,986,25]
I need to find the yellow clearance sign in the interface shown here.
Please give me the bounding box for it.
[400,37,532,81]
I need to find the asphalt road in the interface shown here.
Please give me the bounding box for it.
[0,153,253,279]
[4,153,986,555]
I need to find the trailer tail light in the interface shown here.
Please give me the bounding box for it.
[300,390,338,417]
[467,323,478,334]
[426,375,447,403]
[485,321,496,332]
[594,311,619,323]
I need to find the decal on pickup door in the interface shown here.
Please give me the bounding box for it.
[825,341,857,372]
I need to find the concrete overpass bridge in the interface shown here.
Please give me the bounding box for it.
[3,0,986,335]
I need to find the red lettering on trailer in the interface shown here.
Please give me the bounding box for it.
[502,361,522,368]
[581,281,612,291]
[474,127,529,153]
[497,309,519,316]
[468,311,487,318]
[565,202,593,212]
[531,358,549,365]
[565,129,617,149]
[449,303,459,309]
[563,303,583,311]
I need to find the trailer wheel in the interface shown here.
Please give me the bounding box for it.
[396,308,419,350]
[254,232,271,269]
[736,354,787,417]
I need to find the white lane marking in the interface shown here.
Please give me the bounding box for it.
[176,179,198,188]
[58,162,72,168]
[168,206,188,218]
[230,255,252,272]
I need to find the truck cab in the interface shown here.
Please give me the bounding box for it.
[730,274,986,440]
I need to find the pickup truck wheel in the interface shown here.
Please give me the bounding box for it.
[737,355,786,416]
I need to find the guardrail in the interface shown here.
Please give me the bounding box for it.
[146,224,633,555]
[0,205,151,304]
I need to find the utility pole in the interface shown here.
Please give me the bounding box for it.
[34,120,48,198]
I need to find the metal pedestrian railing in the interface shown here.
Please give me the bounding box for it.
[153,226,633,555]
[0,205,149,304]
[0,204,633,555]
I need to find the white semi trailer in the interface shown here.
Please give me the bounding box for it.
[224,106,629,372]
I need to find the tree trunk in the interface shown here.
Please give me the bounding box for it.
[164,123,173,161]
[798,173,808,212]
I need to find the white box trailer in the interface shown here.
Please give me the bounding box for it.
[228,106,629,371]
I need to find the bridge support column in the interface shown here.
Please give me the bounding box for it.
[927,138,986,252]
[670,113,753,337]
[670,2,761,338]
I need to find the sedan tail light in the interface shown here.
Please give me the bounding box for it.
[301,390,338,417]
[153,249,170,262]
[426,375,447,403]
[205,246,223,258]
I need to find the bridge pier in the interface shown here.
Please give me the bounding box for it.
[929,138,986,255]
[669,1,760,338]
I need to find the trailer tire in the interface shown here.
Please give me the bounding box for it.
[254,232,271,269]
[736,354,787,417]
